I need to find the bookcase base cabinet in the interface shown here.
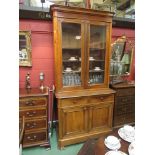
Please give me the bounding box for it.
[57,93,114,148]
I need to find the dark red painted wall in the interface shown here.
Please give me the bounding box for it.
[19,19,135,121]
[19,20,54,89]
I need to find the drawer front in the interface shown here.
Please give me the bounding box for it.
[19,108,47,119]
[125,113,135,123]
[59,97,87,107]
[25,118,47,131]
[115,106,127,116]
[115,105,134,116]
[23,131,47,145]
[88,94,114,104]
[19,97,47,108]
[116,96,135,105]
[116,88,135,96]
[115,96,135,116]
[114,115,126,127]
[114,113,135,127]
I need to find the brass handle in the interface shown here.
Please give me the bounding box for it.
[26,122,37,128]
[27,135,37,141]
[26,111,36,117]
[122,98,128,102]
[25,100,35,106]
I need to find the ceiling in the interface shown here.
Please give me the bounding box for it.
[93,0,135,16]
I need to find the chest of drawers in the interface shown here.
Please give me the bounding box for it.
[110,83,135,128]
[19,88,49,148]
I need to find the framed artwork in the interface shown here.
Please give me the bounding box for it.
[19,31,32,67]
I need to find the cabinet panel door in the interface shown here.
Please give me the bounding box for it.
[58,19,85,90]
[86,22,110,88]
[60,106,87,138]
[89,102,113,132]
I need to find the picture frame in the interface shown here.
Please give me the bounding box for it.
[19,31,32,67]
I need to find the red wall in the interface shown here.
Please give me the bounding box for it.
[19,20,54,89]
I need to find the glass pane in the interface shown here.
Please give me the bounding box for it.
[62,22,82,87]
[89,25,106,85]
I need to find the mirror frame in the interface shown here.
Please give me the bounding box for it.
[19,31,32,67]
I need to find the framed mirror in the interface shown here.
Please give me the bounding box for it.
[110,35,134,84]
[19,31,32,67]
[111,36,126,62]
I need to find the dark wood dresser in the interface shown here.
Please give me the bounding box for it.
[110,82,135,128]
[19,87,49,148]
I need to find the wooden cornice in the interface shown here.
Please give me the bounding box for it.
[50,4,114,18]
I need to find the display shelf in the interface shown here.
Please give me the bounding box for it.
[89,59,105,61]
[62,71,81,73]
[62,48,81,50]
[89,70,104,73]
[63,60,80,62]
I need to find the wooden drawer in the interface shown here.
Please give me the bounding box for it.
[126,104,135,113]
[19,108,47,119]
[115,106,127,116]
[114,115,126,126]
[114,113,135,127]
[116,88,135,96]
[19,97,47,108]
[59,97,87,107]
[23,130,47,146]
[116,96,134,104]
[125,113,135,123]
[24,118,47,131]
[88,94,114,104]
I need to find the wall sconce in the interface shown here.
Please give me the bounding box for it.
[39,72,45,90]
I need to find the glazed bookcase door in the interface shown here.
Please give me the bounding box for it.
[86,23,110,88]
[60,21,84,89]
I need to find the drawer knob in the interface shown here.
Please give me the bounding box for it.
[100,97,104,100]
[73,100,78,104]
[26,123,30,127]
